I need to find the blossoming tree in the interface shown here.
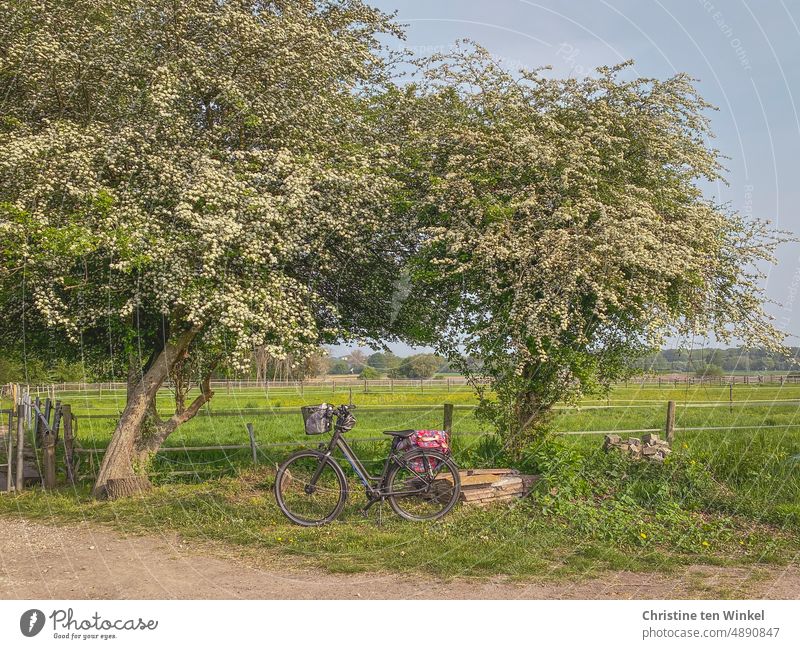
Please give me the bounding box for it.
[0,0,408,496]
[396,45,791,452]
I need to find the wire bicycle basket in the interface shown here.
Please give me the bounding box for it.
[301,404,333,435]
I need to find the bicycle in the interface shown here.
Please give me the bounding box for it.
[274,403,461,526]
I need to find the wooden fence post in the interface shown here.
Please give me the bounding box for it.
[246,423,257,465]
[42,402,62,489]
[443,403,454,435]
[6,409,14,492]
[15,403,24,491]
[62,405,75,485]
[43,397,52,430]
[665,400,676,445]
[42,426,56,489]
[729,383,733,413]
[34,397,41,444]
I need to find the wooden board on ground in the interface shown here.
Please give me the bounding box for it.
[455,468,539,507]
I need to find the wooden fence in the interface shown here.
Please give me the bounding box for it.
[0,386,76,492]
[6,373,800,401]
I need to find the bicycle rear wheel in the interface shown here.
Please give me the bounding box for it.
[386,450,461,521]
[274,450,347,526]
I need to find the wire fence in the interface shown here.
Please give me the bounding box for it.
[68,417,800,481]
[68,398,800,451]
[63,398,800,419]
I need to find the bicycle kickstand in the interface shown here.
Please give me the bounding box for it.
[361,497,378,518]
[361,497,384,526]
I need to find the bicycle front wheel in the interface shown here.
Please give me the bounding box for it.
[274,450,347,526]
[386,449,461,522]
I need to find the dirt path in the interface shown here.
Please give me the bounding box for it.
[0,517,798,599]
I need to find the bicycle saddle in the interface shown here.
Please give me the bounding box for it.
[383,429,415,438]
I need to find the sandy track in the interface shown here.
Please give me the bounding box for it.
[0,517,797,599]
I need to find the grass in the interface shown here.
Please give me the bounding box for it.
[1,381,799,581]
[0,465,796,580]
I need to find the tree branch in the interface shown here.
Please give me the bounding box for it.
[171,368,215,427]
[141,362,217,452]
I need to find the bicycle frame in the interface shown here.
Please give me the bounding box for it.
[312,425,441,505]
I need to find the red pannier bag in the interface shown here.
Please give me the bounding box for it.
[397,430,451,472]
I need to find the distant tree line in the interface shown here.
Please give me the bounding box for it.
[6,345,800,386]
[313,350,457,380]
[0,345,483,384]
[0,354,86,385]
[632,347,800,374]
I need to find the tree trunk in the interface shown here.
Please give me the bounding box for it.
[92,327,199,498]
[106,476,151,498]
[91,353,171,497]
[507,388,553,456]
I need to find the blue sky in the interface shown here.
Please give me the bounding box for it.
[330,0,800,357]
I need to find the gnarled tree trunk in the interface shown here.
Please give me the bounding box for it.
[92,327,207,498]
[504,361,559,456]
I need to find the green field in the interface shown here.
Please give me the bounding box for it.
[10,381,800,445]
[1,382,799,581]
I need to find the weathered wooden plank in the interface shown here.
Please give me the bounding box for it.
[463,468,516,476]
[15,404,24,491]
[459,473,516,487]
[461,486,524,501]
[62,405,75,485]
